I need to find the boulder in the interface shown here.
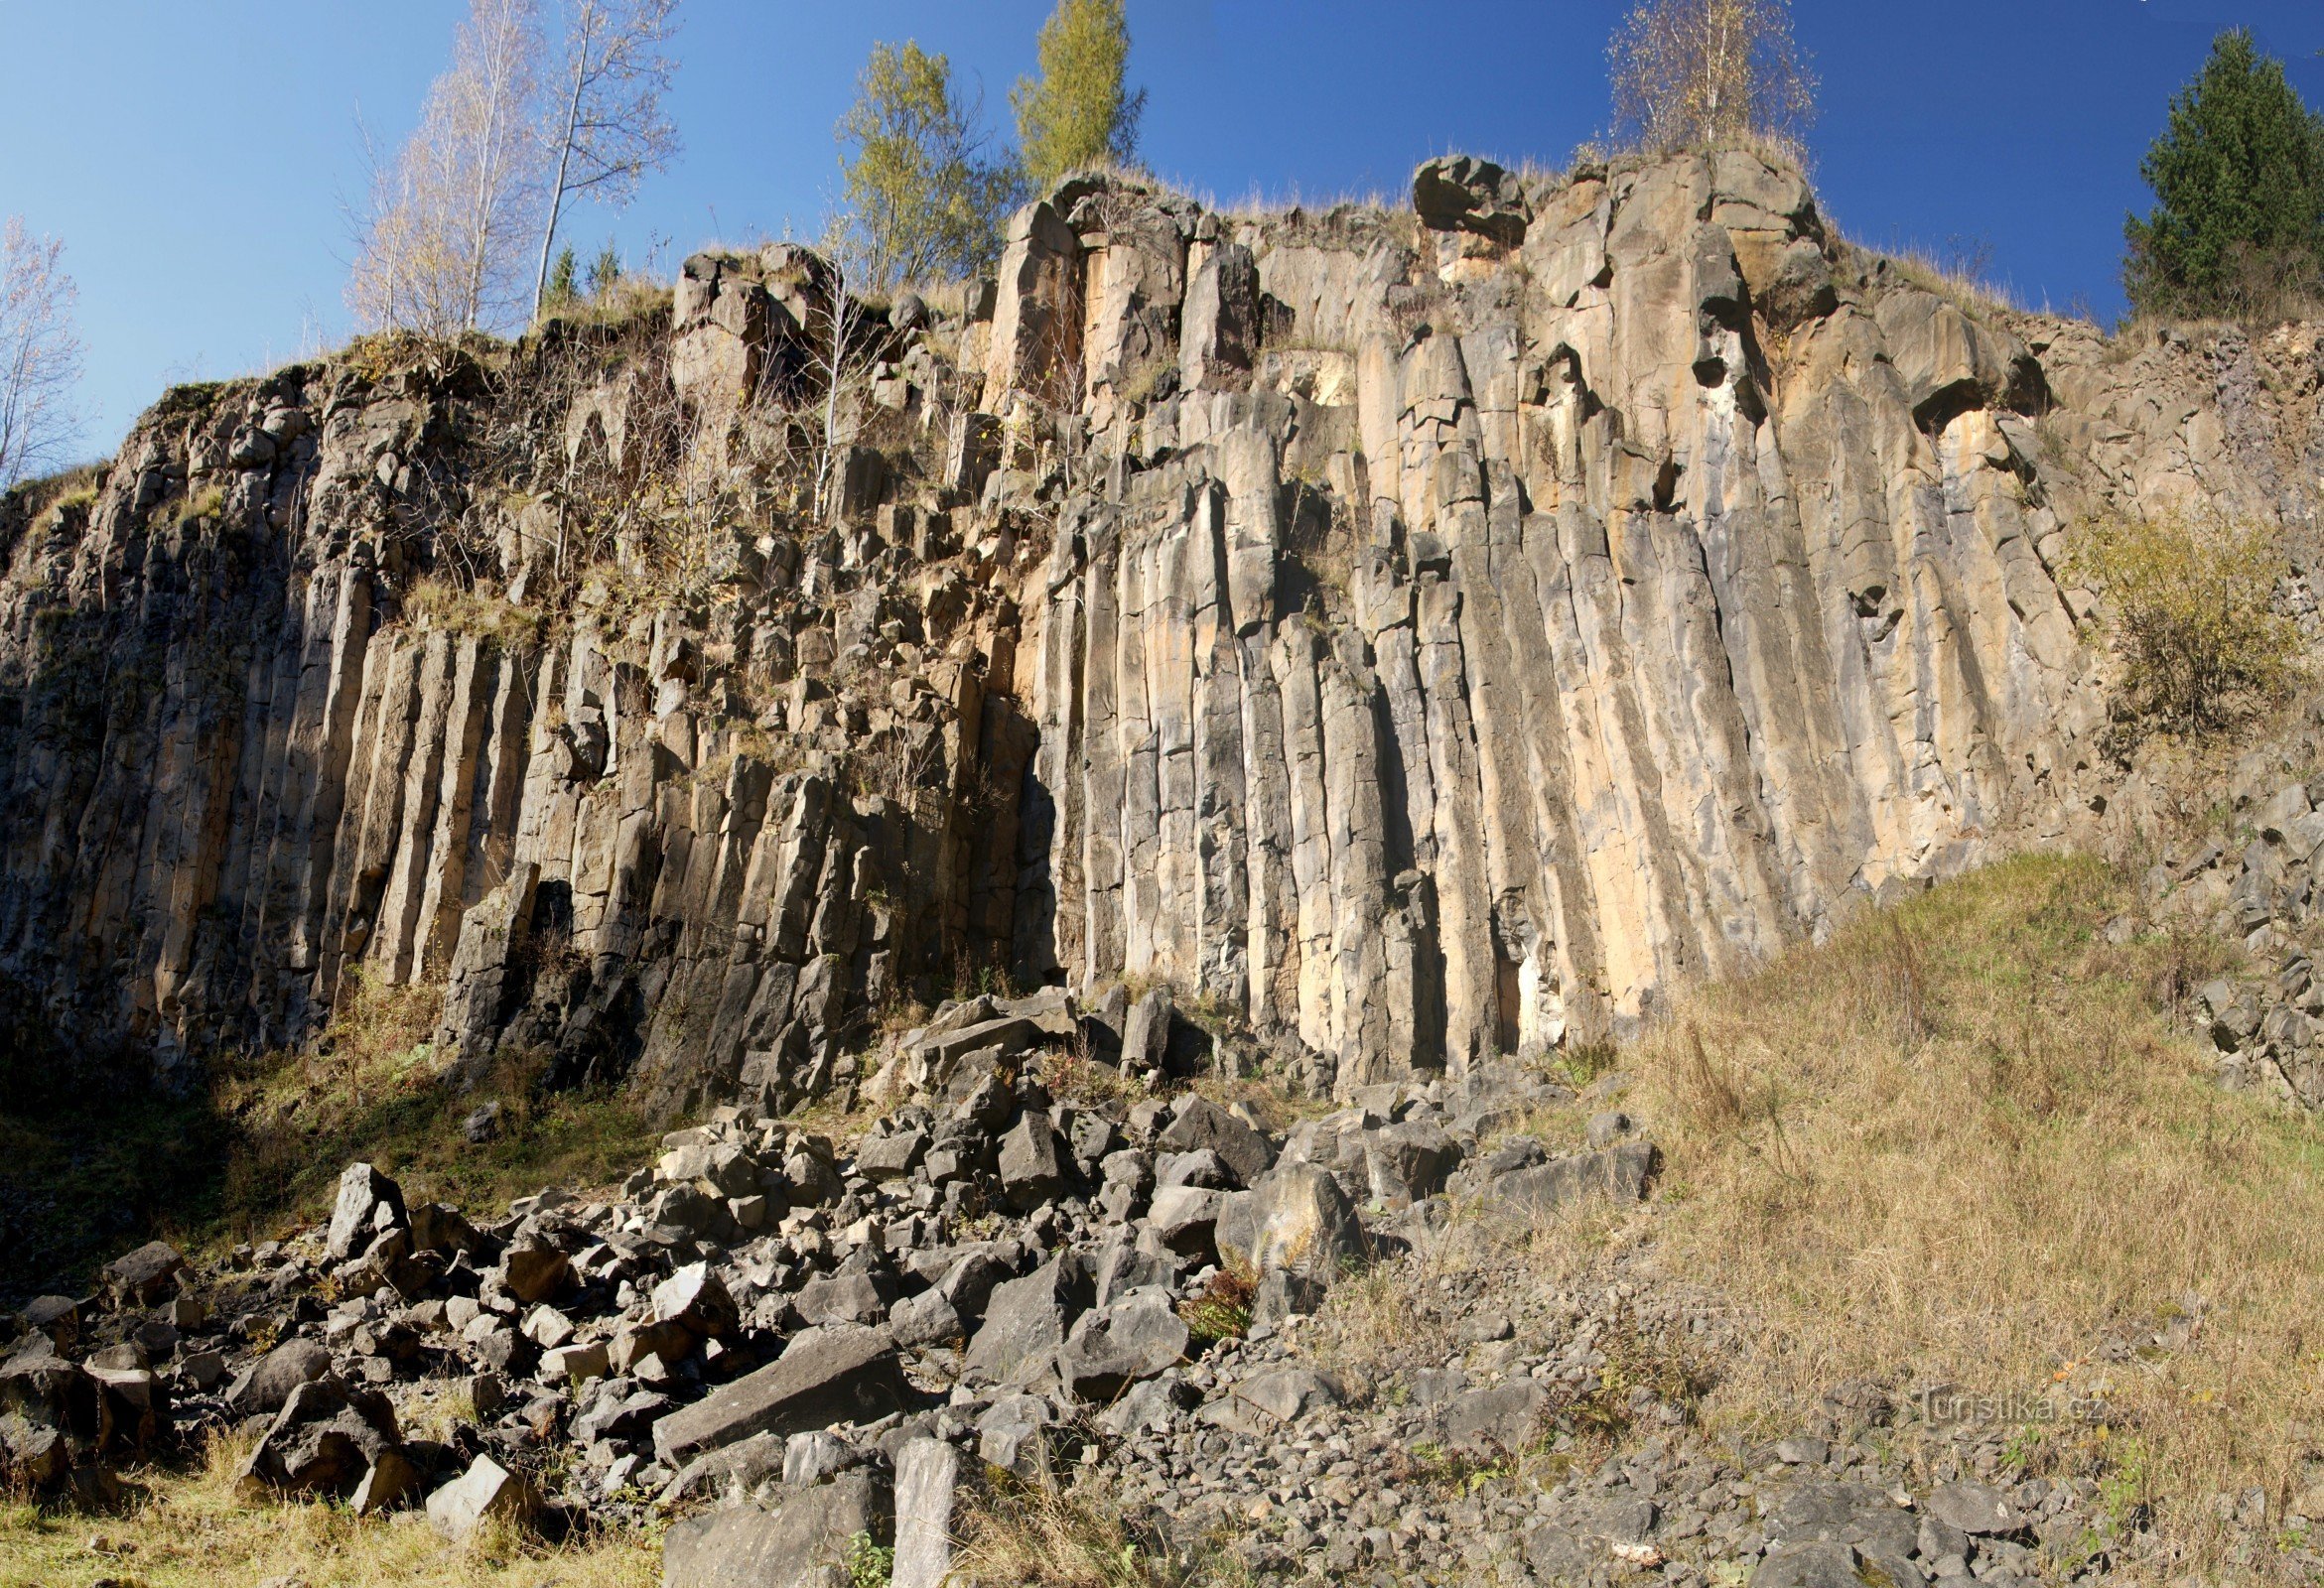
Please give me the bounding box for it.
[1121,986,1173,1074]
[225,1338,335,1416]
[652,1325,904,1467]
[858,1126,926,1181]
[891,1436,961,1588]
[963,1256,1091,1387]
[0,1351,98,1442]
[783,1429,861,1488]
[499,1236,571,1305]
[977,1392,1059,1477]
[1925,1480,2031,1537]
[652,1262,741,1338]
[20,1296,81,1349]
[236,1379,402,1499]
[1412,155,1531,246]
[101,1241,189,1306]
[1214,1163,1366,1284]
[998,1114,1066,1208]
[1058,1291,1189,1401]
[1144,1184,1222,1258]
[349,1446,427,1516]
[573,1385,674,1446]
[889,1288,964,1350]
[1156,1096,1274,1187]
[541,1340,611,1386]
[1439,1382,1547,1457]
[1751,1541,1869,1588]
[1481,1140,1657,1217]
[326,1162,406,1262]
[794,1271,889,1328]
[84,1364,165,1454]
[1230,1367,1340,1424]
[662,1469,891,1588]
[1364,1120,1459,1207]
[611,1317,695,1375]
[661,1429,791,1506]
[426,1453,539,1541]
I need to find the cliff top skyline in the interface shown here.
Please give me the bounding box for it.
[4,0,2320,458]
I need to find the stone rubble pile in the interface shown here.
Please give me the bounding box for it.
[0,984,1629,1565]
[2140,713,2324,1109]
[3,969,2278,1584]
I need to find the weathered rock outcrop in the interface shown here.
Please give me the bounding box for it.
[1000,152,2323,1088]
[0,149,2315,1107]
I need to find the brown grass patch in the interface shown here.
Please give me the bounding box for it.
[1633,852,2324,1571]
[0,1429,657,1588]
[953,1468,1206,1588]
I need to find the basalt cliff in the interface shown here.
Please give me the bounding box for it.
[2,148,2316,1111]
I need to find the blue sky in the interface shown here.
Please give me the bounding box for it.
[4,0,2320,459]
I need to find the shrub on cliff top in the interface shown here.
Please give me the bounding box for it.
[836,40,1023,293]
[1606,0,1817,156]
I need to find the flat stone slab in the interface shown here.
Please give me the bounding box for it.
[651,1324,902,1467]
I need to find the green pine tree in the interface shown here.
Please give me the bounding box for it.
[544,245,580,313]
[587,241,622,299]
[1013,0,1146,193]
[2124,29,2324,320]
[837,40,1024,291]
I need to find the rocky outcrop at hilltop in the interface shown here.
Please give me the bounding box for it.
[0,149,2315,1106]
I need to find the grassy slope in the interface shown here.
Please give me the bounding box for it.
[0,975,663,1301]
[1632,852,2324,1567]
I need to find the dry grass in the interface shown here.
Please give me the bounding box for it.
[202,968,654,1248]
[1632,852,2324,1570]
[0,1429,658,1588]
[954,1469,1211,1588]
[1296,1196,1633,1394]
[401,575,545,649]
[1846,235,2025,320]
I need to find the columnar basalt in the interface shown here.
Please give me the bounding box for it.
[0,150,2311,1107]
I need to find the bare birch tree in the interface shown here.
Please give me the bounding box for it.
[0,219,82,488]
[1607,0,1817,154]
[529,0,683,318]
[347,0,546,335]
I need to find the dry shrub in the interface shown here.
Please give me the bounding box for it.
[2070,506,2298,735]
[1633,852,2324,1573]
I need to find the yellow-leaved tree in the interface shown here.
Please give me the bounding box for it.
[1012,0,1146,193]
[836,40,1023,294]
[1607,0,1817,154]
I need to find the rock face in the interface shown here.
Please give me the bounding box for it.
[0,149,2311,1108]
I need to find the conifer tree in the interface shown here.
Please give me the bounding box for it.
[544,243,580,308]
[2124,29,2324,320]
